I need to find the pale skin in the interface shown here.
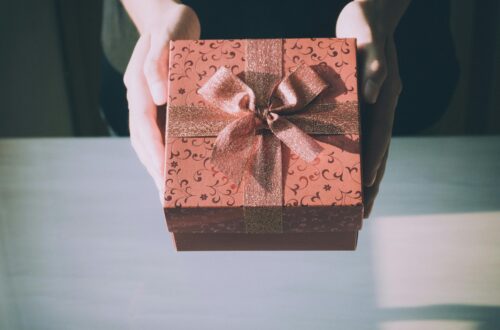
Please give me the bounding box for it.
[122,0,409,217]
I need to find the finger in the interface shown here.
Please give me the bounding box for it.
[125,35,152,157]
[127,93,165,194]
[130,117,164,192]
[125,35,166,195]
[362,39,401,186]
[130,110,165,190]
[359,41,388,104]
[363,147,389,219]
[124,35,150,89]
[144,33,170,105]
[130,120,155,181]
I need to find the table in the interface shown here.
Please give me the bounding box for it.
[1,137,499,330]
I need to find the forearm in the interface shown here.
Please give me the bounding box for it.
[355,0,411,33]
[121,0,181,34]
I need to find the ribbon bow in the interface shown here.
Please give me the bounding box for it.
[199,64,329,187]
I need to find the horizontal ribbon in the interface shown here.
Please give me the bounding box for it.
[167,101,359,137]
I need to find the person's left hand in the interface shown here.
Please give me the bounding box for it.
[123,3,201,200]
[336,1,405,217]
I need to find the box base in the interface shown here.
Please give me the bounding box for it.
[171,231,358,251]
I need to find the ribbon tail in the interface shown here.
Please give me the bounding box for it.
[211,113,257,186]
[268,115,323,163]
[243,132,283,233]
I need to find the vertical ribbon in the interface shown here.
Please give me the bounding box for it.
[243,40,284,233]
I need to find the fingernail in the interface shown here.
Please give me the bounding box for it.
[364,79,379,104]
[151,81,167,105]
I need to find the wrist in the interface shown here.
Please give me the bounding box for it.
[352,0,410,34]
[122,0,183,35]
[142,1,184,34]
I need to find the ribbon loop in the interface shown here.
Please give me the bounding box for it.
[271,65,329,114]
[198,66,256,115]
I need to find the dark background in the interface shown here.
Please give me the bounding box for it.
[0,1,499,137]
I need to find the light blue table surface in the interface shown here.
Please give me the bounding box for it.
[1,136,499,330]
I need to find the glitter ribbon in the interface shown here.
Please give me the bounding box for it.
[168,39,358,233]
[198,64,329,185]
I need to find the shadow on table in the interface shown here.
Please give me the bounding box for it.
[379,304,500,330]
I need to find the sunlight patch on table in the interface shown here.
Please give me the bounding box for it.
[372,211,500,307]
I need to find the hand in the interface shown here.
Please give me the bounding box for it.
[336,1,404,217]
[123,3,200,198]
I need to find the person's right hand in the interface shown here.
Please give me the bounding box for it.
[123,3,200,198]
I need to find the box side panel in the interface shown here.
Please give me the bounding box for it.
[165,205,362,233]
[172,231,358,251]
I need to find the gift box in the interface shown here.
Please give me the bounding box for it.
[163,38,363,251]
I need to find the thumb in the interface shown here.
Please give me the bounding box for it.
[360,41,388,104]
[143,33,170,105]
